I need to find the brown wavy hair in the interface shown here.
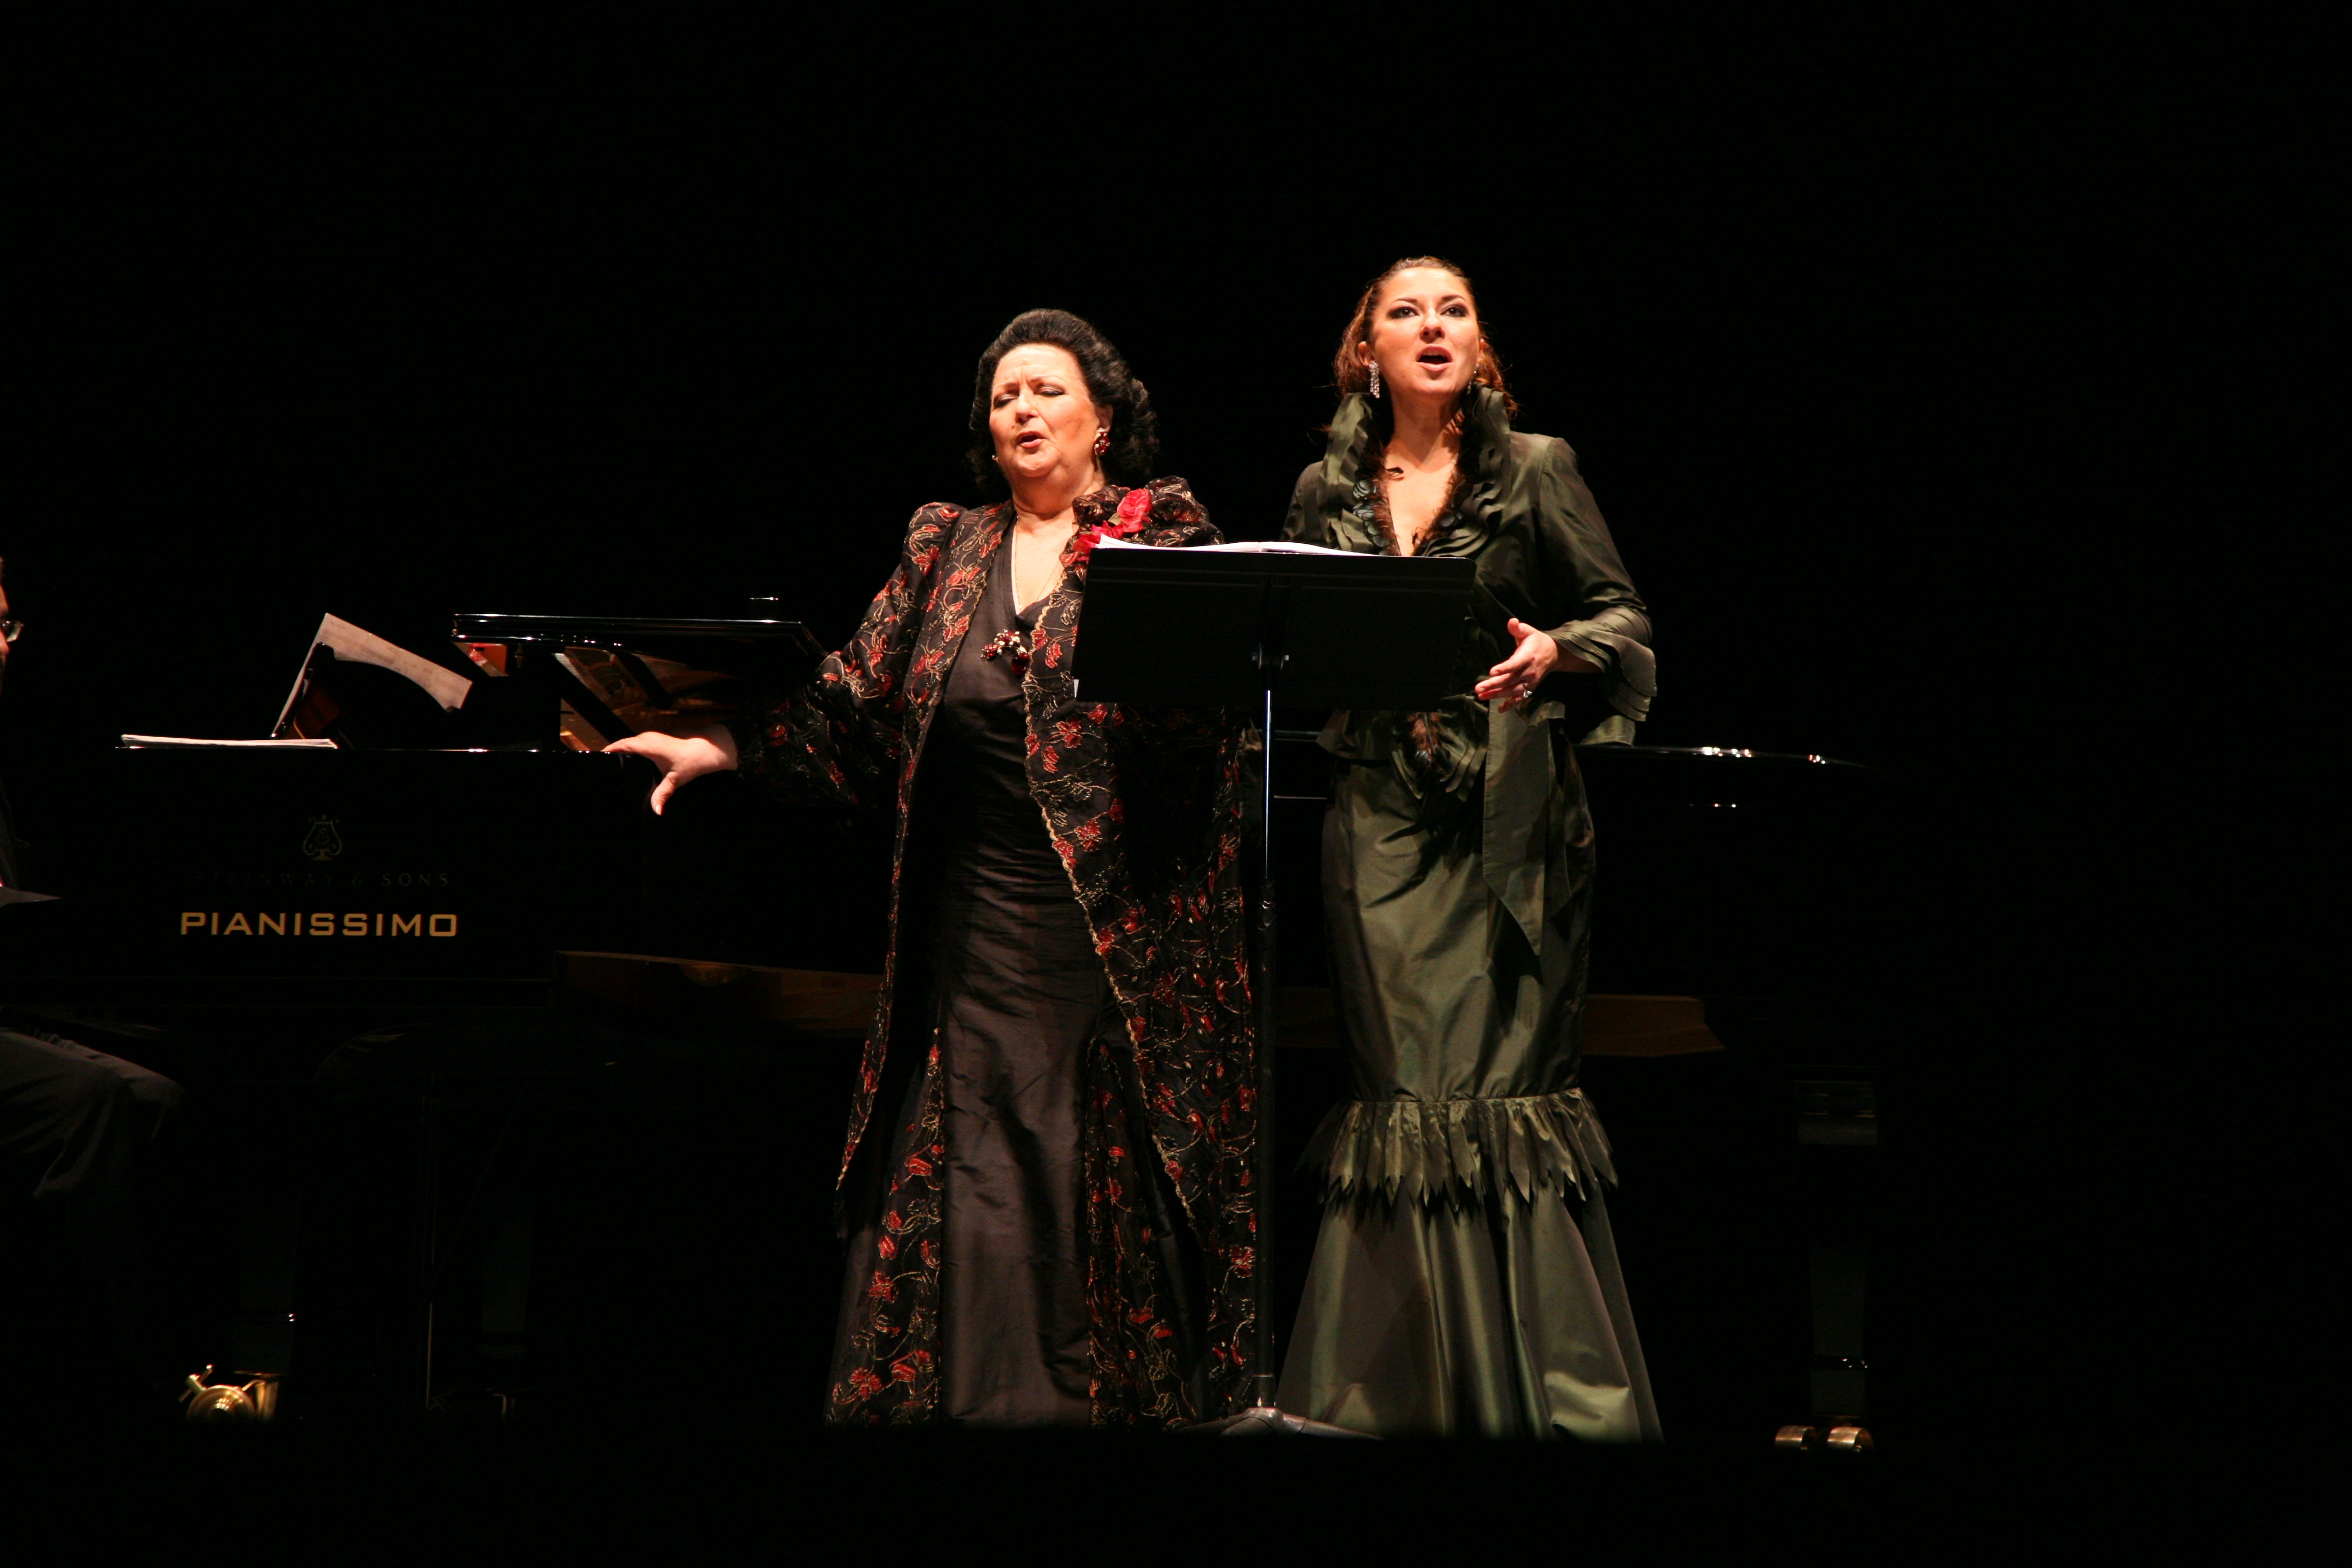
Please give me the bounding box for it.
[1332,255,1517,416]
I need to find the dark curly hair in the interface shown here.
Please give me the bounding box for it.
[1333,256,1517,417]
[967,309,1160,499]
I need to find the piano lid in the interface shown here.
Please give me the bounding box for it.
[258,611,831,752]
[449,611,830,751]
[450,612,825,664]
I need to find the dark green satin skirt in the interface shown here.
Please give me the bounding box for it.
[1280,747,1660,1440]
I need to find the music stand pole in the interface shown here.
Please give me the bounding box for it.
[1247,673,1282,1412]
[1070,542,1471,1435]
[1203,610,1345,1432]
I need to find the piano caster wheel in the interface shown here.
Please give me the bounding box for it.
[1774,1422,1874,1453]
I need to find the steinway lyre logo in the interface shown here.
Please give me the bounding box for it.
[301,816,344,862]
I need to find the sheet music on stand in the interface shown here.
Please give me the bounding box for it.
[1072,536,1474,1433]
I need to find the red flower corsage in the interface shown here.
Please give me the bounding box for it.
[1063,486,1157,572]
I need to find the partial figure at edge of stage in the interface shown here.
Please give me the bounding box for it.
[1,555,192,1421]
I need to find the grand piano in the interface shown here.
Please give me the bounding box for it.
[2,612,887,1002]
[0,611,1905,1438]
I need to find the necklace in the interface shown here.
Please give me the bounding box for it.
[1010,517,1074,610]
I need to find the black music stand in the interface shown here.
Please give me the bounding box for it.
[1073,540,1475,1433]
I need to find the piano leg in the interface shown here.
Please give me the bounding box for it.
[230,1082,303,1379]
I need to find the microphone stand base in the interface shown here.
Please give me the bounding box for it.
[1184,1403,1375,1438]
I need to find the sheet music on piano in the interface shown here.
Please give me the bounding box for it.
[122,736,337,748]
[273,614,474,736]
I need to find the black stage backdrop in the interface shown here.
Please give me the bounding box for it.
[6,17,2317,1460]
[12,27,2029,772]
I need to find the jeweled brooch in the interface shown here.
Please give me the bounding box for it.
[979,628,1030,671]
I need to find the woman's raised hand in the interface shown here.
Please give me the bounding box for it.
[1475,618,1592,711]
[602,725,739,815]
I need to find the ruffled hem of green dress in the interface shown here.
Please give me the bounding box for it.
[1301,1088,1618,1206]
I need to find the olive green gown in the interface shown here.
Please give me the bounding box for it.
[1277,386,1663,1440]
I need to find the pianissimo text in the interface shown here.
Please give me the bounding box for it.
[178,912,459,937]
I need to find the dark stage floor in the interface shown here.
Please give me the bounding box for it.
[13,1010,1943,1432]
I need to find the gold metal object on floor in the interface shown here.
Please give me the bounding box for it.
[181,1366,281,1423]
[1774,1421,1874,1453]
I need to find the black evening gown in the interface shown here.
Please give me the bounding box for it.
[831,542,1112,1425]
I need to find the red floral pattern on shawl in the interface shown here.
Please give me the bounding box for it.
[732,478,1256,1427]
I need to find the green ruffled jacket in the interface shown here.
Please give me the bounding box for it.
[1280,385,1654,1204]
[1283,385,1654,944]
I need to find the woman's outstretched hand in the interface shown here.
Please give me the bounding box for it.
[1474,618,1592,711]
[603,725,739,815]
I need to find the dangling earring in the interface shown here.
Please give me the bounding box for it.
[1368,361,1382,400]
[1093,427,1110,457]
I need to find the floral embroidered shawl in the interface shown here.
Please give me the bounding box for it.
[732,479,1256,1426]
